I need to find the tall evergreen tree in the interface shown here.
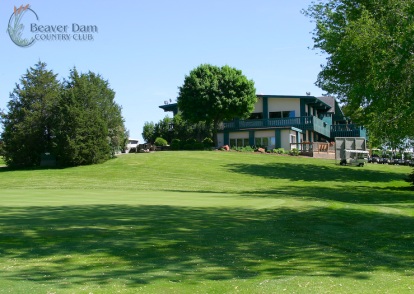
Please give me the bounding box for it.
[0,61,61,167]
[56,69,125,166]
[1,63,126,167]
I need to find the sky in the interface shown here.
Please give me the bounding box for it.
[0,0,327,142]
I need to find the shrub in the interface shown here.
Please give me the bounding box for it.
[170,139,181,150]
[272,148,285,154]
[289,148,300,156]
[242,146,254,152]
[232,146,254,152]
[154,137,168,147]
[202,137,214,148]
[182,142,204,150]
[186,138,197,145]
[194,142,204,150]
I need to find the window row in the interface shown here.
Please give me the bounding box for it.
[229,137,276,148]
[249,111,295,120]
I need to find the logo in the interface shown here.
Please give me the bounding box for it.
[8,5,38,47]
[7,4,99,48]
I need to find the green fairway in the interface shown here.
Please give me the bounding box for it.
[0,152,413,293]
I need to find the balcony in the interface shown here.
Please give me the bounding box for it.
[331,124,367,139]
[221,116,331,138]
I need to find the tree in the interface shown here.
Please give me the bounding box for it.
[142,121,156,143]
[55,69,125,166]
[142,114,212,145]
[303,0,414,145]
[1,62,125,167]
[0,61,61,167]
[171,114,212,142]
[177,64,256,145]
[0,139,4,156]
[154,116,173,143]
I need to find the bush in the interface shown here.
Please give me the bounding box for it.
[272,148,285,154]
[194,142,204,150]
[186,138,197,145]
[154,137,168,147]
[170,139,181,150]
[182,138,197,150]
[202,137,214,148]
[289,148,300,156]
[232,146,254,152]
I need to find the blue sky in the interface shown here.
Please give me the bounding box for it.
[0,0,326,142]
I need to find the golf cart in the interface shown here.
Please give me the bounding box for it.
[339,149,369,167]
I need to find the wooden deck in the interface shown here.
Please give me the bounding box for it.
[291,142,336,159]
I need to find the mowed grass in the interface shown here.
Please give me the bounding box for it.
[0,151,413,293]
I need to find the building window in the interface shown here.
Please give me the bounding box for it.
[230,138,249,147]
[269,111,293,118]
[290,134,297,144]
[249,112,263,119]
[255,137,275,147]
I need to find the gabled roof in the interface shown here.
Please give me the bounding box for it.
[317,96,346,120]
[318,96,335,112]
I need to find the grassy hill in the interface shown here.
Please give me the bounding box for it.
[0,152,412,293]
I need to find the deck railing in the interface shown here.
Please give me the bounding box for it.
[331,124,366,139]
[221,116,331,137]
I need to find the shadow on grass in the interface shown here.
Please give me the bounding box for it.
[0,204,413,287]
[226,162,408,183]
[0,165,67,173]
[240,185,414,205]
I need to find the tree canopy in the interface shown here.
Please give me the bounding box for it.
[1,62,61,166]
[0,62,126,167]
[142,114,212,145]
[304,0,414,145]
[177,64,256,145]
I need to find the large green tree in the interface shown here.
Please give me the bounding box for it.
[142,121,156,144]
[1,62,126,167]
[177,64,256,145]
[304,0,414,145]
[0,62,61,167]
[55,69,126,166]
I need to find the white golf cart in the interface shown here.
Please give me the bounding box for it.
[339,149,369,167]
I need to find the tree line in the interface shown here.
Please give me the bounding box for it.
[0,61,127,167]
